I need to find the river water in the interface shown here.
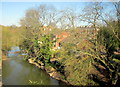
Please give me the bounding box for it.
[2,46,66,85]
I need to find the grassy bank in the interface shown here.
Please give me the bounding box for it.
[1,25,26,56]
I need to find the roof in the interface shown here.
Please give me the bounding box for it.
[55,32,70,42]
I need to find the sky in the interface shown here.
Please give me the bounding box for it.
[0,1,116,26]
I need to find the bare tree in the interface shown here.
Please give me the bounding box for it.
[20,8,40,29]
[58,8,78,29]
[37,5,48,26]
[80,2,102,29]
[65,9,78,29]
[46,5,59,28]
[114,2,120,25]
[58,10,70,29]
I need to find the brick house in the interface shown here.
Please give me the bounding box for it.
[53,32,69,50]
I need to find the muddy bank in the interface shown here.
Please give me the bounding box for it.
[2,55,7,61]
[2,46,68,85]
[28,58,70,85]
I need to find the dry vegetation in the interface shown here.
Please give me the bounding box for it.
[1,2,120,86]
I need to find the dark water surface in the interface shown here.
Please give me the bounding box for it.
[2,47,66,85]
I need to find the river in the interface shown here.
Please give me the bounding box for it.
[2,46,66,85]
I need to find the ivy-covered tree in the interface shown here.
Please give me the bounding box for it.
[38,35,53,64]
[89,21,120,86]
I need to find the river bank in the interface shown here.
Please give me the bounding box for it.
[2,47,68,85]
[28,58,70,85]
[2,55,7,61]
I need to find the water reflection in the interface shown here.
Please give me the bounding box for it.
[3,58,67,85]
[7,46,20,57]
[3,47,66,85]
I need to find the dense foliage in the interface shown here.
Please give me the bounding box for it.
[2,2,120,86]
[1,25,25,55]
[89,21,120,86]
